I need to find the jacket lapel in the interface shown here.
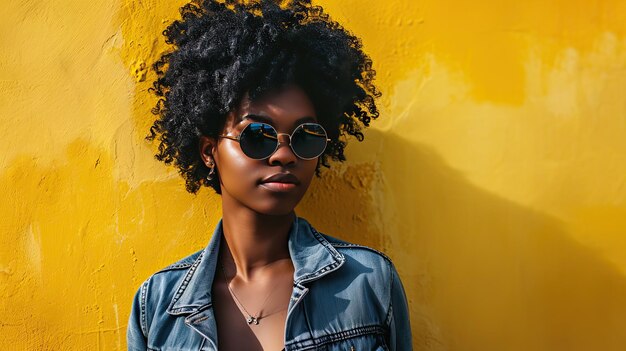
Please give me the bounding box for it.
[166,220,223,347]
[185,305,219,350]
[286,216,345,314]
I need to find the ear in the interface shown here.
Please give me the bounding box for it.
[199,135,218,167]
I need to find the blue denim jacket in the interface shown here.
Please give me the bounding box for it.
[127,216,412,350]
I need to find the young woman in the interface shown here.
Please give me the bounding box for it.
[127,1,412,350]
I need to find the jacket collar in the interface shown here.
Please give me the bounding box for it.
[167,215,345,315]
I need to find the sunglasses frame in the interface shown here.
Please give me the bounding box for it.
[219,121,331,160]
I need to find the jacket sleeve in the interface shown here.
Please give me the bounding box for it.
[386,262,413,350]
[127,282,148,351]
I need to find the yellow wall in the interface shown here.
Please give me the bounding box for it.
[1,0,625,349]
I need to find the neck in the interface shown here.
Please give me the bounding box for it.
[219,201,295,281]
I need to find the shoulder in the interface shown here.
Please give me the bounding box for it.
[134,250,204,305]
[304,229,399,326]
[323,233,393,265]
[301,217,392,265]
[145,249,204,284]
[313,228,397,289]
[299,218,397,276]
[317,228,395,270]
[129,249,204,334]
[157,250,204,273]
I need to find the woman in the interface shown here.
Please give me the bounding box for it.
[127,0,412,350]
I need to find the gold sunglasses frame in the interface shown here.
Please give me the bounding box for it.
[218,122,331,160]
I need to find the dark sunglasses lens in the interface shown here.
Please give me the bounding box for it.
[239,123,278,159]
[292,124,328,159]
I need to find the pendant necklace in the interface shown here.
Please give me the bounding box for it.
[220,262,276,325]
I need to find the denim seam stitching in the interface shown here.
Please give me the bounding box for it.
[310,227,344,261]
[285,325,385,350]
[155,251,202,274]
[167,250,205,313]
[330,242,393,263]
[139,281,148,337]
[294,227,345,285]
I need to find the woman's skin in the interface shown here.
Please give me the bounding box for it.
[199,85,319,351]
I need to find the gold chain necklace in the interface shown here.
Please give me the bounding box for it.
[219,262,277,325]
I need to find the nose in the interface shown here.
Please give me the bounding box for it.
[267,133,297,166]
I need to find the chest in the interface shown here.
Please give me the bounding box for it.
[146,284,390,351]
[212,278,291,351]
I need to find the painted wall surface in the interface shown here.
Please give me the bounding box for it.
[1,0,625,350]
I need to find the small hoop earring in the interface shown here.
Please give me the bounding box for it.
[207,160,215,181]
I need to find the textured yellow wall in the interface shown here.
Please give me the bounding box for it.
[1,0,625,350]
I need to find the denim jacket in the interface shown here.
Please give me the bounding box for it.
[127,216,412,350]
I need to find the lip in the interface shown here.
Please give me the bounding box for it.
[259,173,300,192]
[260,173,300,185]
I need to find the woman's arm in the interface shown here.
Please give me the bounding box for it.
[387,263,413,350]
[127,283,148,351]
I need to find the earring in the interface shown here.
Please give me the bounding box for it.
[207,159,215,181]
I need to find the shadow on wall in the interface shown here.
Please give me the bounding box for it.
[297,159,385,250]
[299,128,626,351]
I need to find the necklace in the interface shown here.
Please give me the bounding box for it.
[219,262,277,325]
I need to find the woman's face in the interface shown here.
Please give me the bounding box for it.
[200,85,319,216]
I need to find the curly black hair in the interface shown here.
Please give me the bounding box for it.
[148,0,380,194]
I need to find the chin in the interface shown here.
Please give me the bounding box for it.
[250,195,304,216]
[252,202,298,216]
[248,184,310,216]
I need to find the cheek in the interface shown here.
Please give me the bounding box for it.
[300,160,318,185]
[216,144,258,182]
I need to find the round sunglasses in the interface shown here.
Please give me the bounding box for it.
[219,122,331,160]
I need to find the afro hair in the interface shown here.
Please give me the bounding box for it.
[148,0,380,194]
